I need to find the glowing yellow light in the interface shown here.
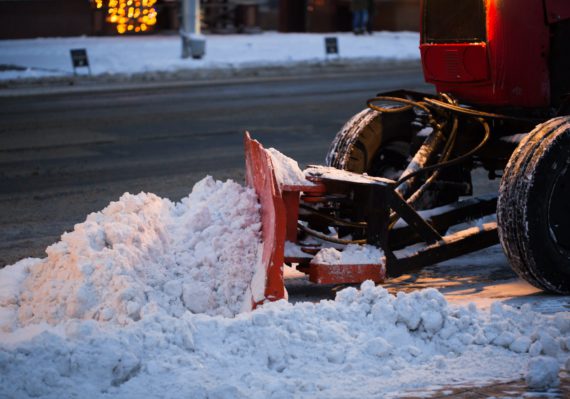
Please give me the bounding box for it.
[92,0,157,34]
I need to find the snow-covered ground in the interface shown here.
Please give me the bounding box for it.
[0,32,420,82]
[1,173,569,398]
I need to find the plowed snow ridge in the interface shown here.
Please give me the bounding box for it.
[0,177,569,398]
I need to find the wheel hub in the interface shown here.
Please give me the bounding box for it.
[368,141,409,180]
[548,164,570,252]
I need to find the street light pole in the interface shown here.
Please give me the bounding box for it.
[181,0,206,59]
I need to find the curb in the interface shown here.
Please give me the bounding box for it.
[0,58,422,98]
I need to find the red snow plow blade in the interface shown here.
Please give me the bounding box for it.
[244,132,501,307]
[244,132,385,307]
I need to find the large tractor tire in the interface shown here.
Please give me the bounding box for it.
[326,107,463,209]
[326,108,415,180]
[497,116,570,293]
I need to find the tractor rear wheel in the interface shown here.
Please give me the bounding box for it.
[326,108,415,179]
[326,107,463,209]
[497,116,570,293]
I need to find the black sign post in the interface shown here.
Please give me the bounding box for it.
[324,37,339,57]
[70,49,92,76]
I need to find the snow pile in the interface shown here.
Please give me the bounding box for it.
[1,280,569,398]
[0,176,262,332]
[1,175,569,397]
[312,244,384,265]
[267,147,313,187]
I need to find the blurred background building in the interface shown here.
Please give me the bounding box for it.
[0,0,419,39]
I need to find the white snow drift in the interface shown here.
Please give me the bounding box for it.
[0,176,569,398]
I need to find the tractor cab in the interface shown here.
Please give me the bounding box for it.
[420,0,570,109]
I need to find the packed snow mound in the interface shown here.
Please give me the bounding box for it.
[312,244,384,265]
[267,147,313,187]
[1,281,569,398]
[0,177,262,331]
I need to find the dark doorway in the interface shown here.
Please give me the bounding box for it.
[279,0,306,32]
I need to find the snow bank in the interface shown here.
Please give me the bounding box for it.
[1,280,569,398]
[0,32,421,81]
[0,176,262,332]
[312,244,384,265]
[1,176,569,398]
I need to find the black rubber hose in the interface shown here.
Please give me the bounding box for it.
[396,118,491,186]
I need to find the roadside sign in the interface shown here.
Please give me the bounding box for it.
[325,37,339,55]
[70,49,92,75]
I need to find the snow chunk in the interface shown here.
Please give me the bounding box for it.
[365,337,392,357]
[267,147,313,187]
[510,336,531,353]
[417,127,433,137]
[284,241,311,258]
[312,244,384,265]
[526,356,560,390]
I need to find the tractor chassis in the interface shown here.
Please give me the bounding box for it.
[244,132,500,305]
[293,165,499,278]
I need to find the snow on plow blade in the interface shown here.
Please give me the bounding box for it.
[244,132,385,307]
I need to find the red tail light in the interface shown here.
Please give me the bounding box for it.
[421,43,489,83]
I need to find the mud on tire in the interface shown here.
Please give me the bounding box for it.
[497,116,570,293]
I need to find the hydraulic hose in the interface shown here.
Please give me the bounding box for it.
[423,97,543,122]
[396,118,491,187]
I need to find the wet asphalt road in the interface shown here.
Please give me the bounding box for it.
[0,66,430,266]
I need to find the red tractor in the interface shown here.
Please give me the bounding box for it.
[245,0,570,305]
